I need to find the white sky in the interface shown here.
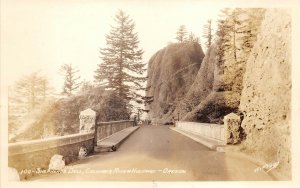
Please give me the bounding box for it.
[1,0,222,92]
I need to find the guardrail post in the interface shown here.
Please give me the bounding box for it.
[224,113,241,144]
[79,108,96,133]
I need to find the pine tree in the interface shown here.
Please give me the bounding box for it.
[175,25,188,43]
[60,63,81,96]
[202,19,213,50]
[216,8,245,64]
[94,10,146,106]
[216,8,265,92]
[13,72,50,112]
[240,9,266,54]
[188,32,199,43]
[216,9,232,66]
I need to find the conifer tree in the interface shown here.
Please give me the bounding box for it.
[175,25,188,43]
[240,9,266,54]
[216,8,232,65]
[60,63,80,96]
[94,10,146,106]
[216,8,245,63]
[217,8,266,63]
[14,72,50,112]
[202,19,213,50]
[188,32,199,43]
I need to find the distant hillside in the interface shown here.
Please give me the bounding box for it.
[10,88,130,142]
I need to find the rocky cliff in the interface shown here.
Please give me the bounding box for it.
[180,42,242,123]
[239,9,291,178]
[146,39,248,124]
[179,10,266,123]
[146,9,291,178]
[146,42,204,123]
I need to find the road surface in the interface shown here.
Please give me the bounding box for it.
[32,125,273,181]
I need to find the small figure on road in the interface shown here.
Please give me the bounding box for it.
[133,115,137,126]
[172,116,175,126]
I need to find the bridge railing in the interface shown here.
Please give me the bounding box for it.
[8,107,136,180]
[94,120,135,144]
[8,118,135,180]
[175,113,242,145]
[8,109,134,180]
[176,121,225,144]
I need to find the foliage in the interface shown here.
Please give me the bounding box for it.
[94,10,146,109]
[188,32,199,43]
[175,25,188,43]
[8,72,54,142]
[240,9,266,54]
[202,19,213,50]
[216,8,266,65]
[12,72,51,112]
[60,63,81,96]
[11,88,130,142]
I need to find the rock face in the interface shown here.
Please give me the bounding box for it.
[146,42,204,123]
[173,10,265,124]
[224,113,242,144]
[180,42,242,123]
[78,147,88,159]
[146,39,247,124]
[239,9,291,178]
[145,9,291,179]
[48,154,65,171]
[180,44,218,114]
[8,167,20,181]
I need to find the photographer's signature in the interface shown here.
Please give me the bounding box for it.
[254,161,279,173]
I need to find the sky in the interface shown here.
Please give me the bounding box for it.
[1,0,221,93]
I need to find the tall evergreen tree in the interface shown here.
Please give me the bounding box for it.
[60,63,80,96]
[188,32,199,43]
[202,19,213,50]
[216,9,232,66]
[217,8,265,64]
[13,72,50,112]
[240,9,266,54]
[216,8,245,63]
[175,25,188,43]
[94,10,146,106]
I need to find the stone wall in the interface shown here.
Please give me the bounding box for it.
[8,132,94,180]
[95,120,134,143]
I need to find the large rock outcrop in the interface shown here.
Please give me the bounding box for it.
[177,9,266,124]
[239,9,291,178]
[145,8,291,179]
[180,42,242,123]
[180,44,218,113]
[146,42,204,123]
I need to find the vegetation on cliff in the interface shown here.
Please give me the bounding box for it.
[10,87,130,142]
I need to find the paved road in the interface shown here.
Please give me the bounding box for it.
[32,125,273,181]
